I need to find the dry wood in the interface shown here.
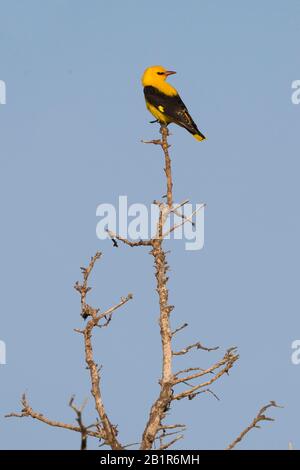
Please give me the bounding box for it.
[226,401,282,450]
[6,124,279,451]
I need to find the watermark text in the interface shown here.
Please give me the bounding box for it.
[291,340,300,365]
[0,340,6,365]
[0,80,6,105]
[96,196,205,251]
[291,80,300,105]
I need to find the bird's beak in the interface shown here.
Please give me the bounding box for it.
[165,70,176,76]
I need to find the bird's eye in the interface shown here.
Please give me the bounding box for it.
[157,72,164,75]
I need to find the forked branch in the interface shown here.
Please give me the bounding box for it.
[226,401,282,450]
[6,253,133,450]
[74,252,132,450]
[5,393,104,443]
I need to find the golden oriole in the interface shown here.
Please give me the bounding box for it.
[142,65,205,141]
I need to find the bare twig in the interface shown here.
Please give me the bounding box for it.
[141,139,162,145]
[171,201,196,228]
[142,125,173,207]
[123,426,186,450]
[159,423,186,430]
[159,434,184,450]
[172,323,188,336]
[172,348,239,400]
[69,396,89,450]
[173,341,219,356]
[95,294,133,325]
[74,252,102,319]
[106,229,152,248]
[7,254,132,451]
[174,366,214,377]
[81,303,129,450]
[226,401,282,450]
[123,441,141,449]
[163,203,206,238]
[75,254,133,450]
[169,199,189,214]
[187,388,220,401]
[161,125,173,208]
[5,394,104,441]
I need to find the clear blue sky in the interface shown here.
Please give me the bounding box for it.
[0,0,299,450]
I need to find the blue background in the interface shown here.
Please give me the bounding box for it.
[0,0,299,449]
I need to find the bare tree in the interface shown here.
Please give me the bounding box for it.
[6,126,280,449]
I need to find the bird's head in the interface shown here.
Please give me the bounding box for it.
[142,65,176,87]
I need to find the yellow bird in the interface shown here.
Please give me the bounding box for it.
[142,65,206,141]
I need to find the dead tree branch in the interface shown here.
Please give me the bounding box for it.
[226,401,282,450]
[159,434,184,450]
[106,230,152,248]
[161,125,173,208]
[74,252,102,319]
[69,396,90,450]
[74,253,132,450]
[6,122,277,451]
[7,253,132,450]
[4,111,281,453]
[140,234,174,449]
[173,348,239,401]
[162,203,206,238]
[121,125,238,450]
[142,125,173,207]
[172,323,188,336]
[173,341,219,356]
[5,393,104,442]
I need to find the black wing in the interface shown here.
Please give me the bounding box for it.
[144,85,200,135]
